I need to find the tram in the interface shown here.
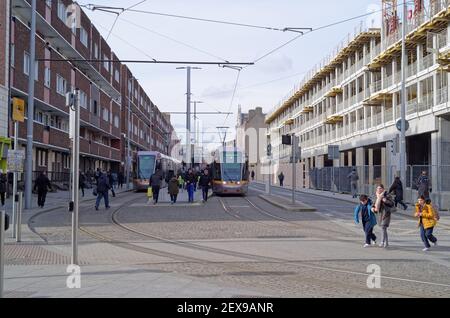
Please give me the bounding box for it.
[134,151,181,191]
[211,147,249,195]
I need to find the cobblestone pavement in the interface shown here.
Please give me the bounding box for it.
[2,184,450,297]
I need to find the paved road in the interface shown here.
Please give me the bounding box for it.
[2,185,450,298]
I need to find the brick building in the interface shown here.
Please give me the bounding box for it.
[3,0,175,180]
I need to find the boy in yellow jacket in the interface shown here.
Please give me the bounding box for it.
[415,195,438,252]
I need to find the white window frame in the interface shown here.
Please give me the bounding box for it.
[114,115,119,128]
[93,43,98,59]
[79,91,88,109]
[103,54,109,71]
[44,67,51,88]
[114,68,120,83]
[10,43,15,67]
[56,74,67,96]
[23,52,30,75]
[103,108,109,122]
[57,0,66,23]
[80,27,88,47]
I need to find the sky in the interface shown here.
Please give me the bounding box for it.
[77,0,382,147]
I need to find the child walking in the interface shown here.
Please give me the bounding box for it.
[415,195,438,252]
[354,195,377,248]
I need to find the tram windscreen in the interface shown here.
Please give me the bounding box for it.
[138,155,156,179]
[221,151,242,181]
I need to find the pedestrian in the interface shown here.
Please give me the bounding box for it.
[347,168,359,198]
[150,169,163,204]
[118,171,124,189]
[94,168,101,184]
[354,194,377,248]
[416,170,430,201]
[199,169,212,203]
[185,168,196,203]
[415,195,438,251]
[178,174,185,192]
[251,170,255,181]
[371,184,395,248]
[278,172,284,187]
[95,172,111,210]
[34,172,52,208]
[388,176,407,210]
[0,170,7,207]
[168,175,179,204]
[107,171,116,197]
[79,171,86,197]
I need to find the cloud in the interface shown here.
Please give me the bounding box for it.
[256,55,294,74]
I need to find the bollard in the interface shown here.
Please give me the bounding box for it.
[0,210,5,298]
[16,192,23,243]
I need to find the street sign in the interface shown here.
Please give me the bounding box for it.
[7,150,25,173]
[328,145,340,160]
[12,98,25,123]
[396,119,410,132]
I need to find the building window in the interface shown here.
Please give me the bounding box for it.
[103,54,109,71]
[103,108,109,122]
[93,100,98,115]
[10,44,14,67]
[57,0,66,23]
[93,43,98,59]
[114,69,120,83]
[56,74,67,96]
[23,52,30,75]
[37,149,47,167]
[114,115,119,128]
[46,0,52,7]
[44,67,51,88]
[80,27,88,47]
[79,91,88,109]
[62,153,70,169]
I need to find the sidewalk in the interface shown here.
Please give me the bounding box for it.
[252,181,450,219]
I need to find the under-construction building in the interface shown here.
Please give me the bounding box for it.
[265,0,450,208]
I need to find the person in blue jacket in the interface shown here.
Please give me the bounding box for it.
[354,194,377,248]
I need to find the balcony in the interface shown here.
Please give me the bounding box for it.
[419,54,435,72]
[12,0,121,100]
[437,86,449,105]
[407,62,418,78]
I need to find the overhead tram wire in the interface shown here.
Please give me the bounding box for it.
[82,4,303,34]
[250,6,389,65]
[119,17,229,63]
[35,58,254,66]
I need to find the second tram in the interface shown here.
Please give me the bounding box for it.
[211,147,249,195]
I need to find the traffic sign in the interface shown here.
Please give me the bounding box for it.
[328,145,340,160]
[396,119,410,132]
[12,98,25,122]
[7,150,25,173]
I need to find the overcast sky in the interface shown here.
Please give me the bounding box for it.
[78,0,382,147]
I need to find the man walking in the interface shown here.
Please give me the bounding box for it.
[199,169,212,203]
[79,171,86,197]
[95,172,110,210]
[150,169,163,204]
[251,170,255,181]
[347,168,359,198]
[34,172,52,208]
[118,171,124,189]
[278,172,284,187]
[107,171,116,197]
[416,170,430,201]
[389,176,407,210]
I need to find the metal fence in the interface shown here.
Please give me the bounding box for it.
[307,165,450,209]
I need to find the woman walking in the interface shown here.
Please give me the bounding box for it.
[185,168,196,203]
[415,195,438,252]
[168,176,179,204]
[371,184,395,248]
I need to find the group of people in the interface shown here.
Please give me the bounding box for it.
[354,170,440,252]
[79,169,125,198]
[149,166,213,205]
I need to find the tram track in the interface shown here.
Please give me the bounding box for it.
[27,193,450,298]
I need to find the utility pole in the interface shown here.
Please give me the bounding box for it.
[25,0,36,209]
[400,0,407,183]
[68,89,80,265]
[126,77,134,190]
[292,135,297,205]
[177,67,201,167]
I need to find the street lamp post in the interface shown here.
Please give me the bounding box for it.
[400,0,407,183]
[177,67,201,167]
[191,101,203,144]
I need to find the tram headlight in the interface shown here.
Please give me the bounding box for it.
[237,182,241,185]
[223,181,227,185]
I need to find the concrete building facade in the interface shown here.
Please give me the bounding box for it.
[266,1,450,207]
[236,106,267,181]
